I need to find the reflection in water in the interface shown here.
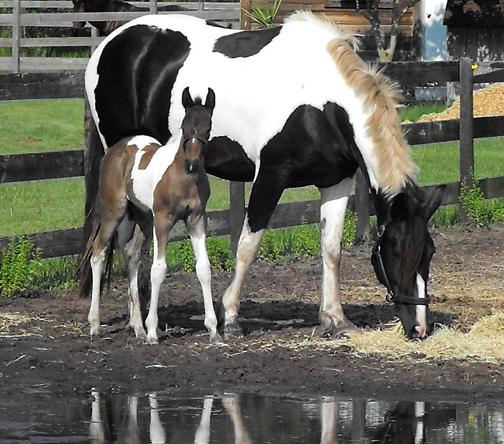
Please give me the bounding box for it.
[1,388,504,443]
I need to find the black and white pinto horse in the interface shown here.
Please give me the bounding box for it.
[83,12,444,340]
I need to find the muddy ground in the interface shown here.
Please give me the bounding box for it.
[1,225,503,402]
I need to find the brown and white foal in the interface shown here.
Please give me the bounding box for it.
[83,87,220,344]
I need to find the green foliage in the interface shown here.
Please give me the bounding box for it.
[241,0,283,28]
[0,237,42,297]
[459,180,493,227]
[400,102,447,123]
[431,205,460,229]
[167,236,233,273]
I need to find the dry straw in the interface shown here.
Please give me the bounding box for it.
[316,311,504,363]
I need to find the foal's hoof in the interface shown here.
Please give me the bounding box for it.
[209,331,224,344]
[318,319,360,339]
[223,320,244,340]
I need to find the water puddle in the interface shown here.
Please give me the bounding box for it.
[0,387,503,443]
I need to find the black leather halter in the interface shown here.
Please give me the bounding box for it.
[371,225,431,306]
[183,135,208,149]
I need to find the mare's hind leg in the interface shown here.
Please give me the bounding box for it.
[220,168,284,338]
[318,177,358,338]
[145,212,176,344]
[186,212,222,343]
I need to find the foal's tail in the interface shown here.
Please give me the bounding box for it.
[78,209,115,299]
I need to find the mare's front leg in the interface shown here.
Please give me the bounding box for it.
[220,167,284,338]
[318,177,359,337]
[145,211,175,344]
[187,212,222,343]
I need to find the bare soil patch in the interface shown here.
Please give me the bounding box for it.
[1,225,503,401]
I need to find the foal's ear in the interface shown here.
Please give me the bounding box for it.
[182,87,194,110]
[423,184,445,221]
[204,88,216,113]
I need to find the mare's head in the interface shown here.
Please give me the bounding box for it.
[371,185,444,340]
[180,87,215,174]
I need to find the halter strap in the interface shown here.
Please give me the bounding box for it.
[373,225,432,307]
[183,135,208,148]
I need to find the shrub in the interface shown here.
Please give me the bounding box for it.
[459,180,493,227]
[0,236,42,297]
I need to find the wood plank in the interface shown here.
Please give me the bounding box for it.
[0,72,84,100]
[380,61,460,85]
[19,37,105,47]
[459,57,474,191]
[17,56,89,71]
[0,1,238,8]
[0,150,83,183]
[0,9,239,26]
[473,62,504,84]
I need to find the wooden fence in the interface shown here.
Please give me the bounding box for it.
[1,59,504,258]
[0,0,240,73]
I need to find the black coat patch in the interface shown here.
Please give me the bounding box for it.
[205,136,255,181]
[213,26,281,58]
[246,102,361,232]
[95,25,190,146]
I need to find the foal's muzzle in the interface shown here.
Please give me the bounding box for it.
[185,158,200,174]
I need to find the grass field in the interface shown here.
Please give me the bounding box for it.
[1,99,503,237]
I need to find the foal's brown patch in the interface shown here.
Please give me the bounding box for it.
[138,145,159,170]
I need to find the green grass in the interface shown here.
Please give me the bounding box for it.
[400,102,447,123]
[0,99,84,155]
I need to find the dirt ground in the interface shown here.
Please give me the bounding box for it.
[1,225,504,402]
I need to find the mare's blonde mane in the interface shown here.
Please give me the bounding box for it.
[287,11,417,195]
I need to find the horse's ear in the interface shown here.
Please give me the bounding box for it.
[182,87,194,110]
[390,193,415,221]
[423,185,445,221]
[205,88,215,113]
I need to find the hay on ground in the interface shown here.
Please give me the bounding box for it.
[419,83,504,122]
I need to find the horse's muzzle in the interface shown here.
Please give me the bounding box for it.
[185,159,199,174]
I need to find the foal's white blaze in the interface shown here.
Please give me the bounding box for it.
[415,274,427,338]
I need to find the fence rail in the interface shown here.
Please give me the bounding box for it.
[1,59,504,258]
[0,0,240,73]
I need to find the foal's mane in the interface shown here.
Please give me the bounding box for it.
[287,11,417,195]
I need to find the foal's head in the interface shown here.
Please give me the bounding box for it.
[181,87,215,174]
[371,185,444,340]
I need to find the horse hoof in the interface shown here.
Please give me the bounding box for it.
[90,325,100,338]
[145,335,159,345]
[223,321,244,340]
[209,331,224,344]
[318,319,360,339]
[134,327,147,341]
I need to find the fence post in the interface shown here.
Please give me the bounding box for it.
[354,169,370,243]
[229,181,246,258]
[12,0,21,73]
[149,0,158,14]
[459,57,474,222]
[90,27,98,53]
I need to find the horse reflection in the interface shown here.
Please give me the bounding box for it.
[88,392,253,443]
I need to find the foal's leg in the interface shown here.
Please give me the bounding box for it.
[122,224,148,340]
[186,212,222,343]
[220,168,284,338]
[89,211,125,337]
[145,212,175,345]
[318,177,358,337]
